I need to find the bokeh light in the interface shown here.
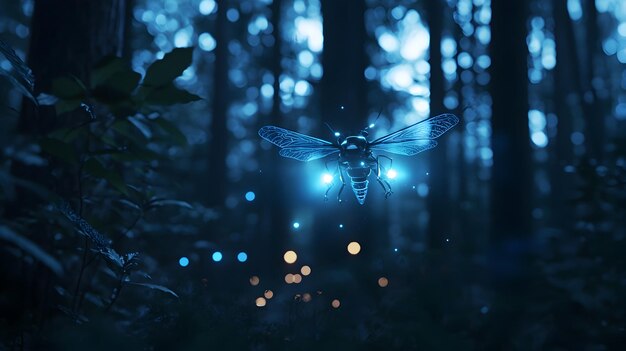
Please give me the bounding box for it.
[293,274,302,284]
[331,299,341,308]
[292,222,300,229]
[249,276,260,286]
[285,273,294,284]
[302,293,312,302]
[378,277,389,288]
[300,265,311,276]
[284,250,298,264]
[264,290,274,299]
[386,169,397,179]
[237,252,248,262]
[255,297,266,307]
[347,242,361,255]
[245,191,255,201]
[178,257,189,267]
[212,251,223,262]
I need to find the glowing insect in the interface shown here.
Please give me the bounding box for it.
[258,113,459,204]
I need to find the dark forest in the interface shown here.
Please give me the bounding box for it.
[1,0,625,349]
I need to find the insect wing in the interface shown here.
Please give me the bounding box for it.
[259,126,339,161]
[370,139,438,156]
[370,113,459,145]
[278,147,340,161]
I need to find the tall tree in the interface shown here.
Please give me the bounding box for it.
[19,0,128,134]
[207,0,229,207]
[425,0,449,249]
[583,0,605,162]
[552,0,576,224]
[489,1,531,238]
[7,0,130,337]
[320,0,367,129]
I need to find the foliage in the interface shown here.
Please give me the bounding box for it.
[0,43,201,346]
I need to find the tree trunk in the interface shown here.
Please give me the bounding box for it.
[426,0,449,249]
[207,0,229,207]
[19,0,128,135]
[489,0,531,238]
[583,0,605,162]
[320,0,367,130]
[8,0,129,339]
[552,0,576,224]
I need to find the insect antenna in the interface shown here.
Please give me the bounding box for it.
[325,122,342,143]
[360,107,383,136]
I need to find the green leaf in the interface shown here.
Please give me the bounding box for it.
[39,137,77,164]
[143,47,193,87]
[111,119,147,144]
[0,39,37,105]
[147,198,193,210]
[92,70,141,104]
[154,117,187,145]
[144,83,202,106]
[91,56,127,88]
[84,158,128,195]
[47,126,87,143]
[55,99,82,115]
[126,282,178,298]
[0,226,63,276]
[51,76,85,99]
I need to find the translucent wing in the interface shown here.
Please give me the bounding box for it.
[279,147,340,161]
[370,140,438,156]
[370,114,459,146]
[259,125,339,162]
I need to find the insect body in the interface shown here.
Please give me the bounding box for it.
[258,113,459,204]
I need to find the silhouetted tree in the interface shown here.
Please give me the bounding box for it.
[490,0,531,238]
[207,0,229,207]
[426,0,449,249]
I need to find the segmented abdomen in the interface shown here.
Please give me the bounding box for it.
[350,176,369,205]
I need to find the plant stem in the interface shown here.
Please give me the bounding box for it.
[71,238,89,314]
[104,273,126,312]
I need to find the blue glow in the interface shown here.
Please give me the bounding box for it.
[198,0,216,15]
[567,0,582,21]
[570,132,585,145]
[198,33,216,52]
[386,169,398,179]
[334,132,340,137]
[321,173,333,184]
[226,8,240,22]
[293,222,300,229]
[212,251,223,262]
[394,248,398,252]
[178,257,189,267]
[369,123,375,128]
[237,252,248,262]
[245,191,256,201]
[339,224,344,228]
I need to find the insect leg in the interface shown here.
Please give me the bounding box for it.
[324,182,334,201]
[337,163,346,203]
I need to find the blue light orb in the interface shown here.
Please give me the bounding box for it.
[369,123,375,128]
[237,252,248,262]
[386,169,398,179]
[394,248,398,252]
[179,257,189,267]
[212,251,223,262]
[321,173,333,184]
[293,222,300,229]
[339,224,344,228]
[334,132,340,137]
[245,191,256,201]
